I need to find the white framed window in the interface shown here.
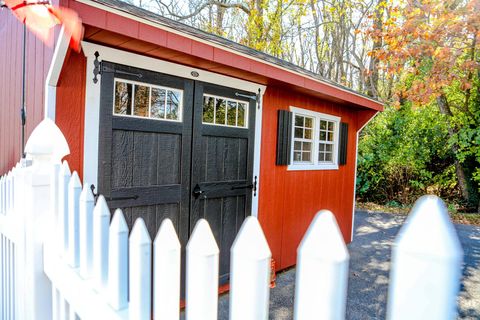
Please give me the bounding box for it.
[288,107,340,170]
[113,78,183,122]
[202,94,249,128]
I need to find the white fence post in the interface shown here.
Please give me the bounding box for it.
[229,216,271,320]
[386,195,463,320]
[68,171,82,268]
[294,210,350,320]
[153,218,181,320]
[23,118,70,320]
[129,218,152,320]
[59,161,71,257]
[93,195,110,292]
[108,209,129,311]
[186,219,219,320]
[79,183,95,279]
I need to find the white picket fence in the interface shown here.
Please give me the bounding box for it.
[0,118,464,320]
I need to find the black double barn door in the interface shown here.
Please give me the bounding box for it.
[98,62,256,285]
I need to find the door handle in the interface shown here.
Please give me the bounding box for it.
[193,184,204,198]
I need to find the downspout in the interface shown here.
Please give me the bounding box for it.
[351,111,379,241]
[44,27,71,121]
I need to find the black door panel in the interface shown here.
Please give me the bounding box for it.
[98,63,256,288]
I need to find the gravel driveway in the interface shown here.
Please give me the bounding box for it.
[216,210,480,319]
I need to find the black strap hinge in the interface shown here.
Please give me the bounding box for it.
[93,51,143,84]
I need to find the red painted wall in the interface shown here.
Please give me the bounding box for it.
[55,50,87,179]
[257,87,363,270]
[0,7,57,175]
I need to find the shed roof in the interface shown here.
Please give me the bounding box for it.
[73,0,383,111]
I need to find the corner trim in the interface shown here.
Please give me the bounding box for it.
[44,27,71,121]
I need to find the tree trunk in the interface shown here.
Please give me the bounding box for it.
[437,95,471,203]
[367,1,383,98]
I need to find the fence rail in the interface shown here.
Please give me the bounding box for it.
[0,119,464,320]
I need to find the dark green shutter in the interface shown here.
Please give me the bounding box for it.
[338,122,348,165]
[276,110,293,165]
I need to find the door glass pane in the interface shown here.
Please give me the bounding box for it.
[114,81,132,115]
[151,88,166,119]
[237,102,246,127]
[203,96,215,123]
[133,85,150,117]
[166,90,181,120]
[227,101,237,126]
[215,98,226,125]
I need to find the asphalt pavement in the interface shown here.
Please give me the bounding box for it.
[216,210,480,319]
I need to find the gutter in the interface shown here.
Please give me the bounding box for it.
[45,27,71,121]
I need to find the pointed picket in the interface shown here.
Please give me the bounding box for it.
[387,195,463,320]
[79,183,95,279]
[67,171,82,267]
[186,219,219,320]
[129,218,152,320]
[59,161,71,256]
[294,210,350,320]
[230,216,271,320]
[5,172,10,213]
[0,176,3,214]
[0,176,5,214]
[1,175,4,215]
[50,163,61,234]
[93,195,110,292]
[153,219,181,320]
[108,209,129,311]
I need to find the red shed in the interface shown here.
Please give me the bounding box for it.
[0,0,382,279]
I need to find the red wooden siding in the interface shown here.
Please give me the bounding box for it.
[0,9,57,175]
[257,87,362,270]
[55,50,87,179]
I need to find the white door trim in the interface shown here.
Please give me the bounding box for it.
[81,41,265,217]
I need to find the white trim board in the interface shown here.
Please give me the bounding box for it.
[44,27,71,121]
[81,42,265,218]
[350,111,379,241]
[76,0,382,108]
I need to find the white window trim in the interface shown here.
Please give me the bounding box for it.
[288,106,340,171]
